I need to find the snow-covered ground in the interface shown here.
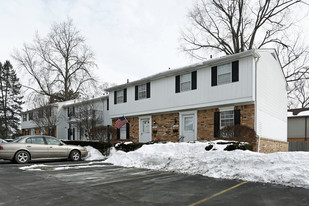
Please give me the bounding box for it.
[20,141,309,189]
[105,141,309,189]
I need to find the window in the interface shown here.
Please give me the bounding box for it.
[211,61,239,86]
[114,89,127,104]
[138,84,147,99]
[220,111,234,129]
[180,73,191,92]
[26,137,45,145]
[217,64,232,85]
[184,116,194,132]
[45,137,61,145]
[29,112,33,121]
[176,71,197,93]
[22,114,27,122]
[117,90,124,103]
[135,82,150,100]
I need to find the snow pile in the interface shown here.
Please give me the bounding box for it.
[105,142,309,189]
[85,146,105,161]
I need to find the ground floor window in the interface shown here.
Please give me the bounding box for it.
[220,111,234,129]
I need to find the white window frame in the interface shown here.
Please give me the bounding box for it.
[117,90,124,104]
[220,110,234,129]
[180,73,191,92]
[120,124,127,140]
[138,84,147,100]
[217,63,232,85]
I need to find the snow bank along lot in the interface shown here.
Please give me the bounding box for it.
[105,141,309,189]
[21,141,309,189]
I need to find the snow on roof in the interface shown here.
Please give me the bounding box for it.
[288,110,309,117]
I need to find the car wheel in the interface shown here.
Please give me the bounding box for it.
[15,151,30,164]
[69,150,81,161]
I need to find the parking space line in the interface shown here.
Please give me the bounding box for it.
[90,172,172,187]
[188,181,248,206]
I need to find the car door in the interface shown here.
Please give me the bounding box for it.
[44,136,68,158]
[25,136,50,159]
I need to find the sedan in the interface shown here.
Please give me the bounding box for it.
[0,135,88,164]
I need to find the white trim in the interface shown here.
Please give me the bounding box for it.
[219,106,235,112]
[179,110,197,141]
[139,115,152,142]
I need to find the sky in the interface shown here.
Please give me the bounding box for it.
[0,0,197,86]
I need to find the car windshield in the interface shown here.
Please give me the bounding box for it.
[12,136,27,143]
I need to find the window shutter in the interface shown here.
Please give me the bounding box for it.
[114,91,117,104]
[214,112,220,137]
[107,98,109,111]
[135,86,138,100]
[146,82,151,98]
[232,61,239,82]
[175,75,180,93]
[234,110,241,125]
[211,66,217,86]
[126,123,130,139]
[124,88,127,103]
[117,128,120,140]
[191,71,197,90]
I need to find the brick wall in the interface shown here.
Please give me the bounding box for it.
[259,137,288,153]
[197,108,219,141]
[197,104,255,141]
[235,104,255,129]
[152,113,179,142]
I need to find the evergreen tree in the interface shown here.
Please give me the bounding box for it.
[0,61,23,139]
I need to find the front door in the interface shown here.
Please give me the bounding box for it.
[139,117,151,143]
[181,113,196,142]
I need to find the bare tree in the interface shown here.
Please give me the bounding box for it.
[70,100,107,140]
[181,0,309,107]
[32,104,58,137]
[13,18,97,103]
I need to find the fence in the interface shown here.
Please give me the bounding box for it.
[289,141,309,151]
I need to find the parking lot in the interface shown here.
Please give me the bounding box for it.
[0,160,308,206]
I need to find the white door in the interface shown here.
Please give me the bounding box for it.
[181,114,196,142]
[139,118,151,143]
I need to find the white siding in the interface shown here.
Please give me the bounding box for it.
[109,56,255,118]
[256,50,287,141]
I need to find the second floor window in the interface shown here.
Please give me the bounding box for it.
[217,64,232,85]
[180,73,191,92]
[117,90,124,103]
[114,89,127,104]
[211,61,239,86]
[138,84,147,99]
[135,82,150,101]
[175,71,197,93]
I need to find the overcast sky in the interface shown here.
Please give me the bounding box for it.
[0,0,197,86]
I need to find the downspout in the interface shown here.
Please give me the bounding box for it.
[254,53,261,152]
[305,116,307,141]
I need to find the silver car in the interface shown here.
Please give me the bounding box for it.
[0,135,88,164]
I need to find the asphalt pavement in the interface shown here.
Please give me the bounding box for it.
[0,160,308,206]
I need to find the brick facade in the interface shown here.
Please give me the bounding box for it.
[197,108,219,141]
[259,137,288,153]
[112,104,287,153]
[152,113,179,142]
